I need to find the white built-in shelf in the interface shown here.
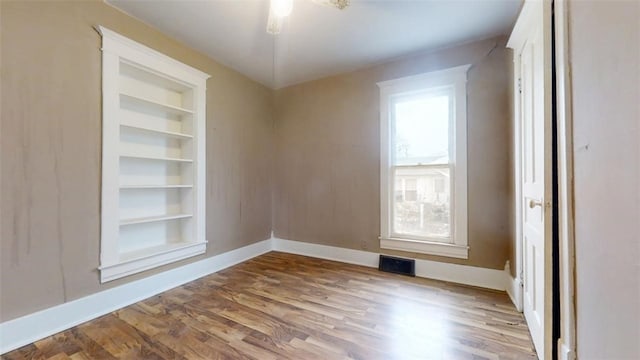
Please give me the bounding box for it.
[120,184,193,189]
[120,154,193,163]
[120,124,193,140]
[98,25,209,283]
[120,213,192,226]
[120,92,194,116]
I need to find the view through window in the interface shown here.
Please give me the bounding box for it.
[392,93,452,241]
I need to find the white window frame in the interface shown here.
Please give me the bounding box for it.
[378,65,470,259]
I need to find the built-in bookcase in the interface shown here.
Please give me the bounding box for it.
[97,26,210,283]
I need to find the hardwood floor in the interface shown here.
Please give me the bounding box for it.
[2,252,536,360]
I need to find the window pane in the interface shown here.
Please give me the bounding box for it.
[393,167,451,239]
[394,95,450,165]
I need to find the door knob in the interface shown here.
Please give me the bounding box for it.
[529,199,543,209]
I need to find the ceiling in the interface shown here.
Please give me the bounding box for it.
[106,0,522,89]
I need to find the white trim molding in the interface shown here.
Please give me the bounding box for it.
[377,65,470,258]
[507,19,527,354]
[380,237,468,259]
[99,242,208,283]
[95,26,210,82]
[0,239,271,355]
[559,339,576,360]
[554,1,577,360]
[272,237,379,267]
[273,236,507,291]
[504,260,523,312]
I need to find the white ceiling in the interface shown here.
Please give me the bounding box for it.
[106,0,522,89]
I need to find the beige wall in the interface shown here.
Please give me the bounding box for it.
[569,1,640,358]
[0,1,273,322]
[273,37,513,270]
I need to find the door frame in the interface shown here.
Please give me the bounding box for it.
[553,1,577,359]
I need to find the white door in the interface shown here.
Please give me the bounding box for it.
[521,30,546,355]
[509,1,553,359]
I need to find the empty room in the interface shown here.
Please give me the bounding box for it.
[1,0,638,359]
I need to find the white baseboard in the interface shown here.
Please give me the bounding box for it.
[0,239,272,355]
[1,236,517,355]
[272,238,380,268]
[273,237,508,291]
[504,260,523,312]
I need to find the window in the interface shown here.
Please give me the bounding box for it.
[378,65,469,258]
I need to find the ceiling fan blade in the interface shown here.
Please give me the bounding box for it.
[311,0,350,10]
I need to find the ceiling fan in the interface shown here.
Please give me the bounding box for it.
[267,0,350,34]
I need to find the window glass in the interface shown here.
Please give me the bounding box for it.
[392,167,451,238]
[394,95,450,166]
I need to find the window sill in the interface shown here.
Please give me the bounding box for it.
[379,237,469,259]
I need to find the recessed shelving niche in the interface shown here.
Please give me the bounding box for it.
[97,26,210,283]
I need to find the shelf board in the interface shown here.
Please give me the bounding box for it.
[118,241,206,264]
[120,123,193,140]
[120,184,193,189]
[120,154,193,163]
[120,92,194,116]
[120,213,192,226]
[120,61,192,93]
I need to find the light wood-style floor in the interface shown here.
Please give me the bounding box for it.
[2,252,536,360]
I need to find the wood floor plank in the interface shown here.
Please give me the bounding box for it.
[2,251,537,359]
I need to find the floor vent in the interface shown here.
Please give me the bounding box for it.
[378,255,416,277]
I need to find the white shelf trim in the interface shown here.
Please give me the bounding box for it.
[120,123,193,139]
[120,154,193,163]
[117,241,207,264]
[120,92,194,116]
[120,213,192,226]
[101,241,207,280]
[119,184,193,189]
[95,26,210,82]
[99,241,206,283]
